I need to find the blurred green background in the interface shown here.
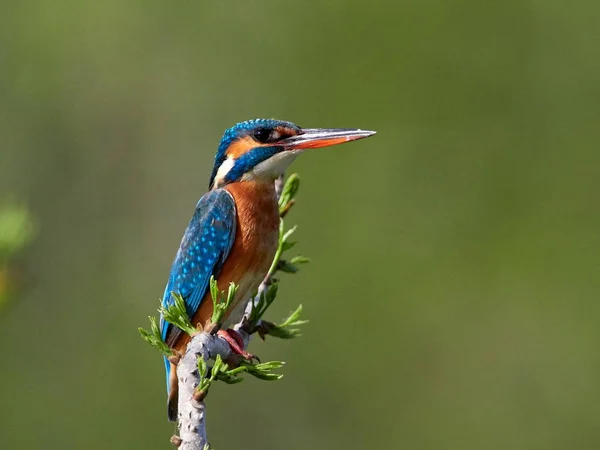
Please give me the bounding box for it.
[1,0,599,449]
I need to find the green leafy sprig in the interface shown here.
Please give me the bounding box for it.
[196,354,284,399]
[160,292,196,336]
[259,305,309,340]
[138,316,171,356]
[209,276,238,328]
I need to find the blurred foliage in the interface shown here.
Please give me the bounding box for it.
[0,200,35,259]
[1,0,599,449]
[0,200,34,310]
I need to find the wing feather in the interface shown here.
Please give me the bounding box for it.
[159,189,236,347]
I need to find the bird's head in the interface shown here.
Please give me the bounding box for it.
[209,118,375,189]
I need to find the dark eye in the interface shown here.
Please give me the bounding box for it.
[253,128,271,143]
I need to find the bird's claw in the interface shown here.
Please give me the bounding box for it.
[167,351,183,365]
[217,329,259,362]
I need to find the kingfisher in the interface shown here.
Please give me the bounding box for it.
[160,118,375,420]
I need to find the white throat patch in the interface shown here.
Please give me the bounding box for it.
[212,157,235,189]
[242,150,299,182]
[213,150,300,187]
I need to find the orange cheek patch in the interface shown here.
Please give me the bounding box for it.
[226,136,258,158]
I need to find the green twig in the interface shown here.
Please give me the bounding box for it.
[210,276,238,328]
[215,360,284,384]
[159,293,196,335]
[138,316,172,356]
[259,305,308,339]
[278,173,300,216]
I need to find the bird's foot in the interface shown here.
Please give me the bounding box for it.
[167,350,183,365]
[217,329,258,362]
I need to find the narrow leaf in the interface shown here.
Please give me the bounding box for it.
[281,240,297,252]
[289,255,311,265]
[278,261,298,273]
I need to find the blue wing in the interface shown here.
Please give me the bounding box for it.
[160,189,236,391]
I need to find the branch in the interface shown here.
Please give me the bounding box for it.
[174,332,242,450]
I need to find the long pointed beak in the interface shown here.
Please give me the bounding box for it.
[281,128,376,150]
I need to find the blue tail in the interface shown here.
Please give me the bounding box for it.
[164,356,178,421]
[164,356,171,393]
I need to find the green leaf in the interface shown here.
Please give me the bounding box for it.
[209,275,220,309]
[254,361,285,371]
[282,226,297,243]
[159,293,196,335]
[138,316,172,355]
[279,305,306,327]
[197,355,208,379]
[212,357,285,384]
[238,360,284,381]
[199,354,232,392]
[261,323,303,339]
[210,278,238,326]
[278,260,298,273]
[215,370,244,384]
[261,282,278,311]
[248,282,279,328]
[260,305,308,339]
[281,240,297,252]
[278,173,300,214]
[290,255,310,265]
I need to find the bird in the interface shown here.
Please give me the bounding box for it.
[160,118,375,421]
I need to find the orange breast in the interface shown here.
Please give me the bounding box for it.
[173,180,279,353]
